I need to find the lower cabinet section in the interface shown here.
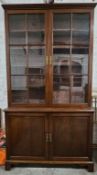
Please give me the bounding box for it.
[5,108,94,171]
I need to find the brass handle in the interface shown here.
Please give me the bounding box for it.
[49,133,52,143]
[45,133,49,143]
[45,133,52,143]
[46,56,48,65]
[50,56,52,65]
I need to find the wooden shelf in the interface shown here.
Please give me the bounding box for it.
[53,43,89,47]
[9,44,45,47]
[53,29,89,32]
[10,29,45,33]
[53,74,88,76]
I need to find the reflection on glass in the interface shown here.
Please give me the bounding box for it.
[53,13,90,104]
[71,76,88,103]
[71,60,82,75]
[71,56,88,75]
[53,55,70,104]
[10,47,26,75]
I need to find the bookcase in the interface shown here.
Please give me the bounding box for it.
[2,3,96,171]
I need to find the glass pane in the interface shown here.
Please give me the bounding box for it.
[71,76,88,103]
[28,14,44,30]
[9,15,26,45]
[53,47,70,55]
[72,31,89,45]
[53,31,70,45]
[53,13,90,105]
[11,76,27,90]
[53,13,71,45]
[11,76,27,103]
[53,76,70,104]
[28,31,44,45]
[71,45,88,103]
[28,14,45,44]
[10,32,26,45]
[72,47,89,54]
[28,47,45,70]
[53,13,71,29]
[53,54,70,104]
[71,56,88,75]
[53,90,70,104]
[28,75,45,104]
[12,90,28,103]
[72,13,90,46]
[10,47,27,75]
[72,14,89,31]
[9,15,25,31]
[28,47,45,103]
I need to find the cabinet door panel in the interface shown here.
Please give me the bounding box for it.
[6,113,48,160]
[50,113,91,160]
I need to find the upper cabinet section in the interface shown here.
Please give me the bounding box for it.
[3,4,95,107]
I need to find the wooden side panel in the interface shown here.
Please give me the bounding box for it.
[6,112,48,160]
[50,113,92,160]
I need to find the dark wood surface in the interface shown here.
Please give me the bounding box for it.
[50,114,90,158]
[6,112,48,159]
[2,3,97,10]
[5,109,94,171]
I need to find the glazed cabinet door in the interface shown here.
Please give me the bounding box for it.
[6,113,48,160]
[8,11,49,106]
[51,11,90,105]
[49,113,92,160]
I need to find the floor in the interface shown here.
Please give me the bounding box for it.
[0,165,97,175]
[0,150,97,175]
